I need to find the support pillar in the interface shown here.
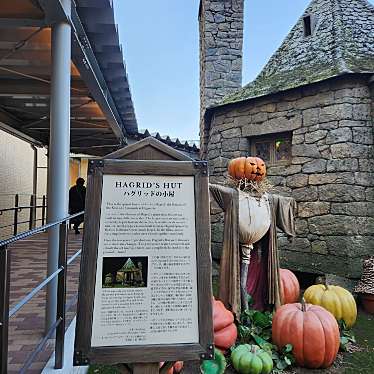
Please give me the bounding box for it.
[46,0,71,333]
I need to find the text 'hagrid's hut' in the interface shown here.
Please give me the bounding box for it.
[199,0,374,281]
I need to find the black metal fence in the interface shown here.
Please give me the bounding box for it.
[0,194,47,237]
[0,211,83,374]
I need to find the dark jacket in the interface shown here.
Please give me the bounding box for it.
[69,185,86,214]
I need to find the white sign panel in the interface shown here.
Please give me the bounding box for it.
[91,174,199,347]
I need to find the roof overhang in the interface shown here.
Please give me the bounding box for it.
[0,0,137,156]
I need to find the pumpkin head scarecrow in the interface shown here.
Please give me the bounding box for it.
[209,156,296,314]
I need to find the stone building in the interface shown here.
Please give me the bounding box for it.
[199,0,374,279]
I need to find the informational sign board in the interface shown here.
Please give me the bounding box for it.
[74,159,213,365]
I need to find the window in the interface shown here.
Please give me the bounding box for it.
[303,15,313,37]
[250,133,292,165]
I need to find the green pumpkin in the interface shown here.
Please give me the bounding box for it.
[231,344,273,374]
[200,348,226,374]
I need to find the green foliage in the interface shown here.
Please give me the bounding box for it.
[339,320,356,352]
[236,307,295,373]
[201,348,227,374]
[271,344,295,373]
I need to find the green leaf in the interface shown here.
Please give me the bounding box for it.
[284,356,292,365]
[340,336,349,351]
[252,311,272,328]
[251,333,269,348]
[276,360,288,370]
[284,344,293,353]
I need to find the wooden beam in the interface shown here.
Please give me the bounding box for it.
[0,79,89,96]
[0,18,46,28]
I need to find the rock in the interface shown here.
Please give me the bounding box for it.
[366,188,374,202]
[318,184,366,202]
[359,159,374,172]
[211,242,223,260]
[305,130,327,143]
[303,107,320,125]
[311,241,328,255]
[319,103,352,122]
[330,143,372,158]
[302,159,327,173]
[324,274,358,293]
[355,172,374,187]
[292,134,305,145]
[221,127,241,138]
[331,202,374,216]
[280,250,348,278]
[352,103,371,120]
[286,174,308,188]
[353,127,373,145]
[268,175,286,186]
[211,223,223,243]
[326,128,352,144]
[357,217,374,235]
[308,215,358,235]
[209,133,221,143]
[325,236,373,259]
[295,219,309,235]
[221,138,239,152]
[292,186,318,201]
[298,202,330,218]
[326,159,358,172]
[268,164,301,176]
[292,144,321,158]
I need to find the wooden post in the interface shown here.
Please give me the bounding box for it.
[133,363,159,374]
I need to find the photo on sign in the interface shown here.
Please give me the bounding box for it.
[102,257,148,288]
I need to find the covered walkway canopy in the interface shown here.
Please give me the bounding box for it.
[0,0,139,333]
[0,0,137,156]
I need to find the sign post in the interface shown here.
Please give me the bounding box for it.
[74,140,213,373]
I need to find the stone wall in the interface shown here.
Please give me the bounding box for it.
[199,0,244,156]
[207,75,374,279]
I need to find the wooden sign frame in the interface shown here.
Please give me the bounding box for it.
[74,159,213,366]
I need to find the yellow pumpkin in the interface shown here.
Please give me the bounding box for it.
[303,283,357,328]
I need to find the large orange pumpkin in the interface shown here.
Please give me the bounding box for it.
[228,157,266,182]
[213,298,237,351]
[280,268,300,304]
[272,300,340,369]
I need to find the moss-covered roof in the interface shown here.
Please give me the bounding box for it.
[119,258,136,271]
[212,0,374,108]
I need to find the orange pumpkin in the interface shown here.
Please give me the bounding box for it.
[280,268,300,304]
[213,298,237,351]
[228,157,266,182]
[159,361,183,373]
[272,300,340,369]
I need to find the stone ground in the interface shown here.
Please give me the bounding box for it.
[6,231,82,373]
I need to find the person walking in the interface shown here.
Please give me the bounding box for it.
[69,177,86,234]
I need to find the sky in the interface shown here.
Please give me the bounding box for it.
[113,0,373,141]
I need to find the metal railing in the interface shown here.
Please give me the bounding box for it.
[0,194,47,236]
[0,211,84,374]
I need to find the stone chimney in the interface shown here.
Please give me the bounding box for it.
[199,0,244,157]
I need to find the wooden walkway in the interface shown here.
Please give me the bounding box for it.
[7,231,82,373]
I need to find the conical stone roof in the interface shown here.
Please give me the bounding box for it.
[216,0,374,107]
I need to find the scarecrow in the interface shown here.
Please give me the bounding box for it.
[209,157,296,316]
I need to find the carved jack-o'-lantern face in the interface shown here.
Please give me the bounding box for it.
[228,156,266,182]
[255,157,266,181]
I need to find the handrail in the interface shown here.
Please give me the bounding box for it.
[0,212,85,373]
[9,267,63,318]
[0,211,84,247]
[0,204,45,213]
[0,194,47,236]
